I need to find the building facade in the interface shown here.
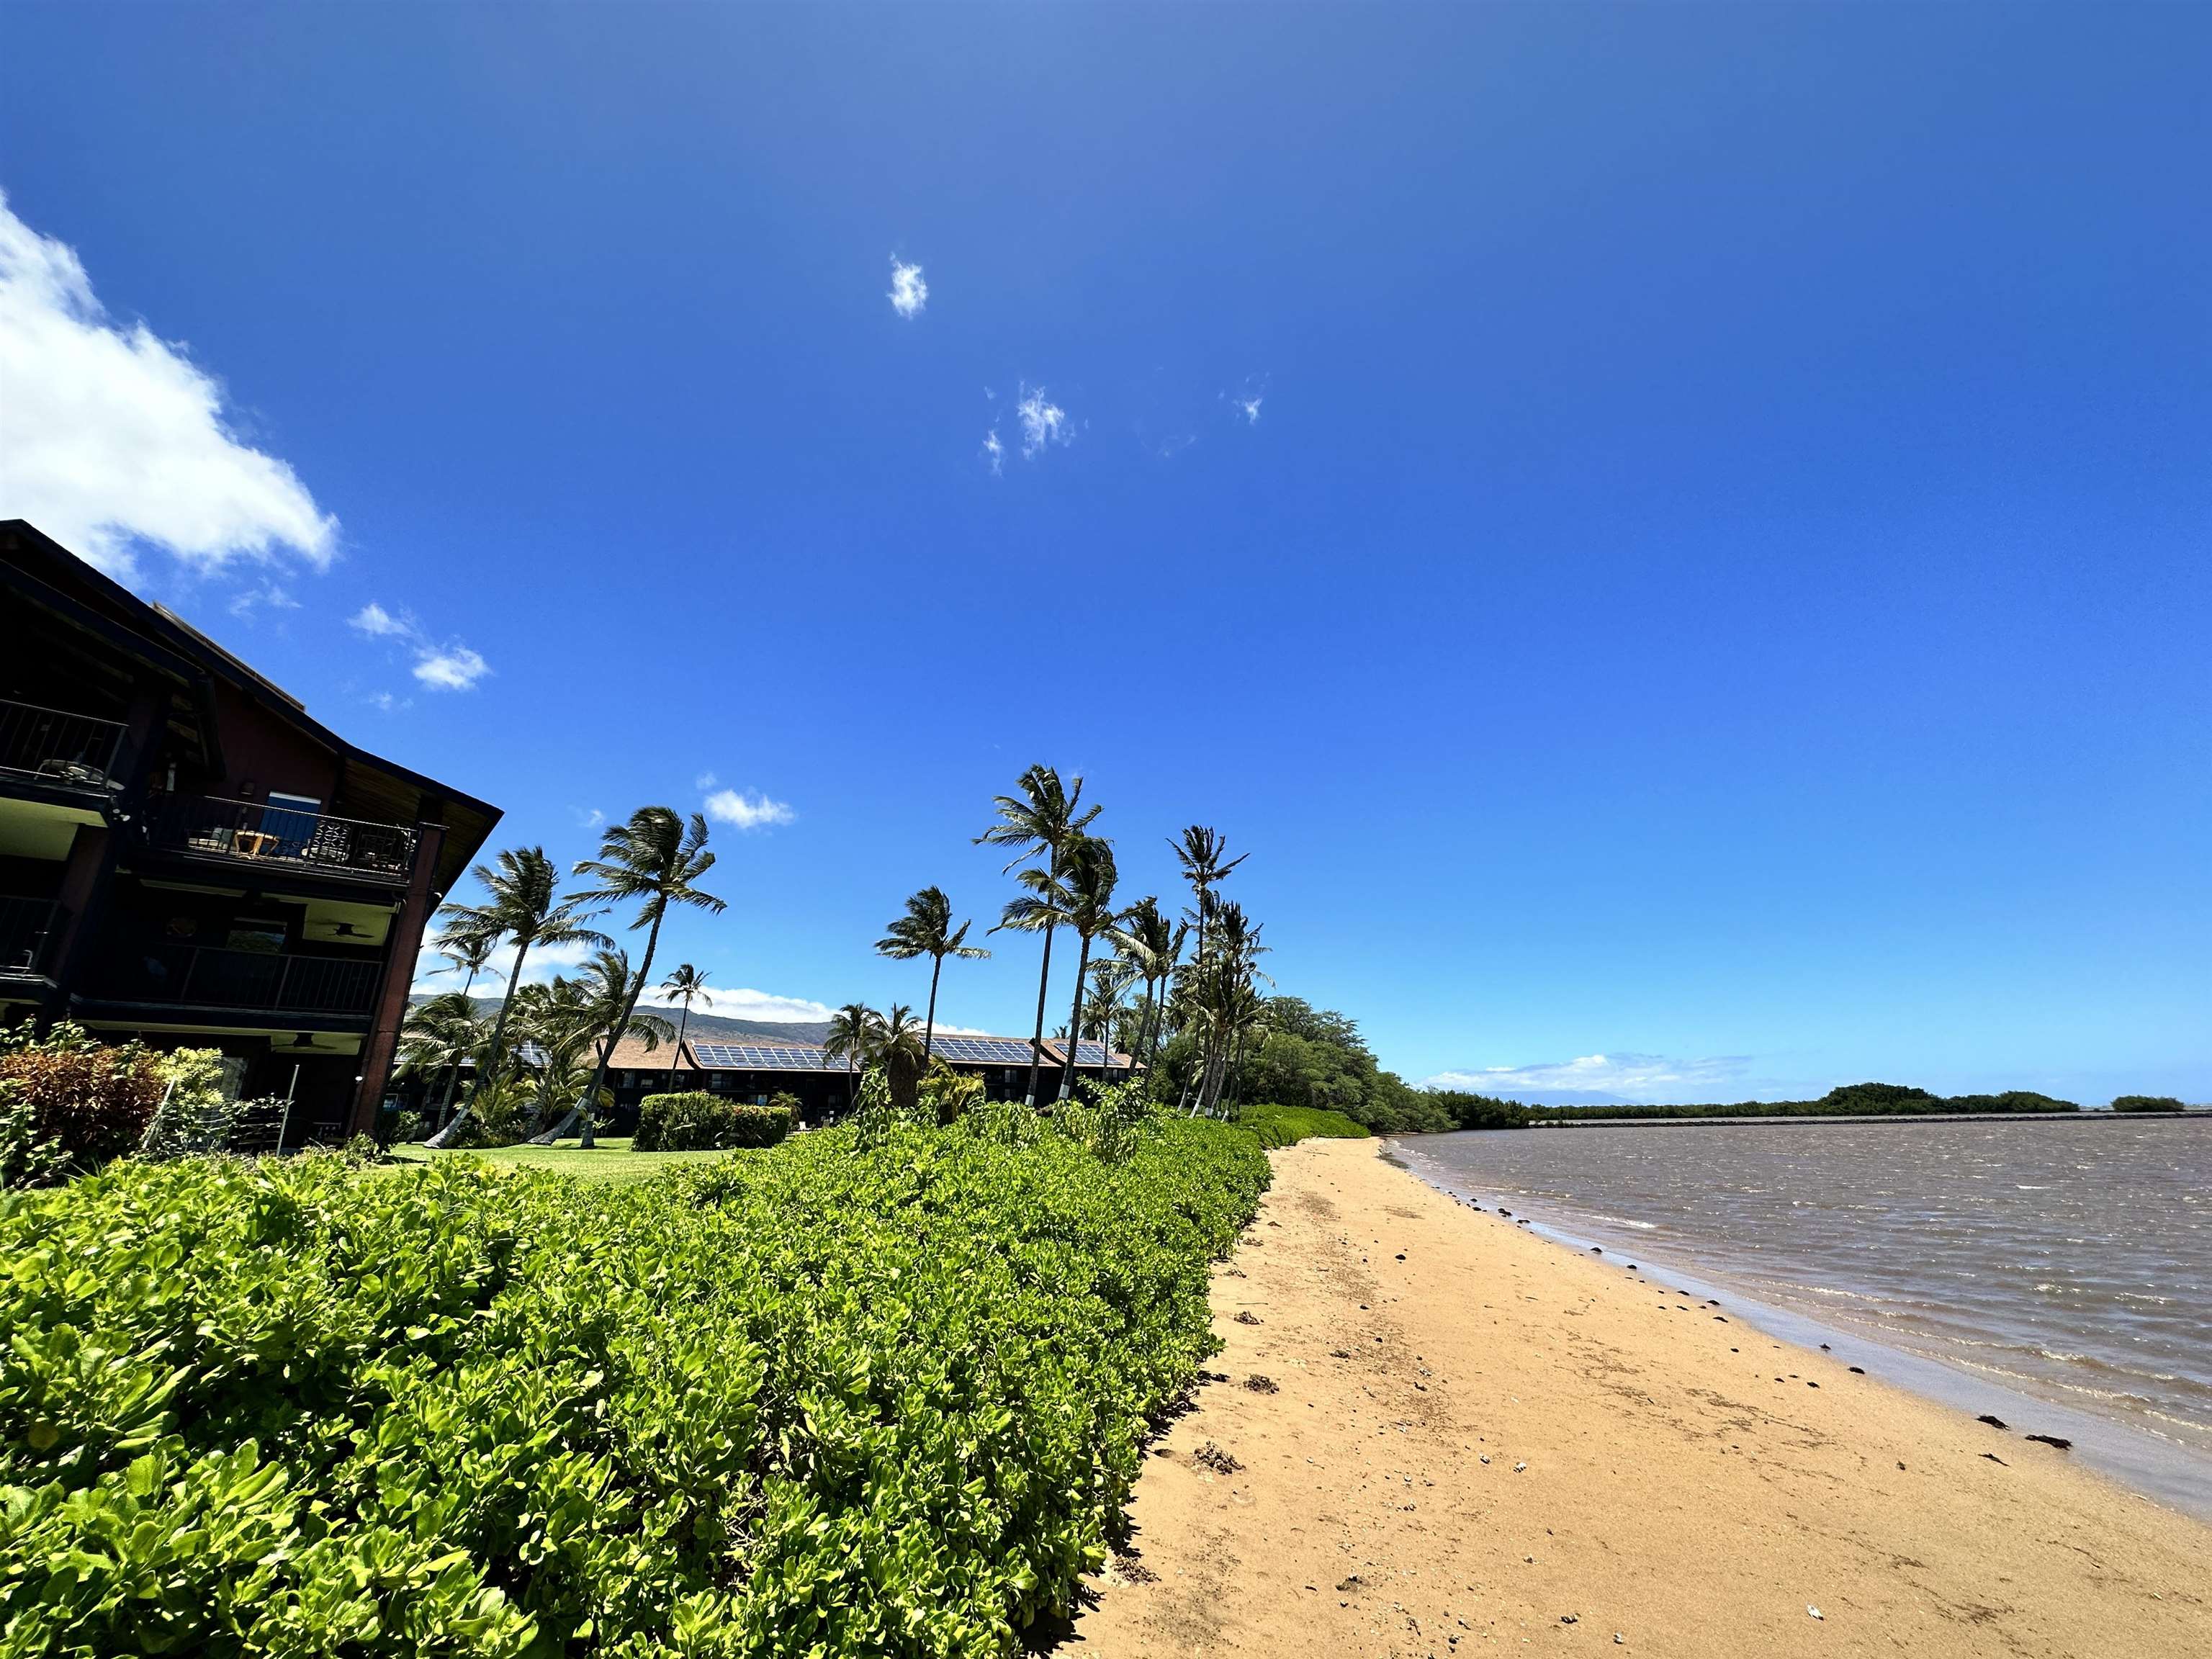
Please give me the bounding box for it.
[1,521,500,1143]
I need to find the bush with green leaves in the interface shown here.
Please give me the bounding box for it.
[2109,1094,2186,1113]
[0,1115,1267,1657]
[1236,1102,1372,1148]
[631,1091,791,1151]
[0,1022,166,1182]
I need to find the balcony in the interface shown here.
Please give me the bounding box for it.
[140,793,417,884]
[0,896,66,978]
[0,699,125,792]
[105,943,381,1017]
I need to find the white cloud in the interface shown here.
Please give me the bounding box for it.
[571,806,606,830]
[640,988,837,1025]
[888,256,928,318]
[411,933,595,994]
[693,770,719,791]
[351,601,492,692]
[1017,385,1071,458]
[1236,395,1263,424]
[0,190,337,580]
[228,580,300,619]
[412,645,490,691]
[705,788,795,830]
[1421,1053,1753,1105]
[981,428,1004,475]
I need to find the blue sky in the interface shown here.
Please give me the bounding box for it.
[2,5,2206,1103]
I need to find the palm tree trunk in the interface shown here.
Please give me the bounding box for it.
[924,955,942,1062]
[583,907,665,1147]
[1226,1026,1251,1113]
[665,998,691,1095]
[433,964,481,1128]
[1025,920,1056,1107]
[428,944,527,1148]
[1059,931,1092,1100]
[1146,980,1167,1096]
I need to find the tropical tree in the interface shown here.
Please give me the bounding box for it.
[874,887,989,1061]
[395,992,487,1128]
[536,808,724,1143]
[875,1003,930,1115]
[420,924,497,1128]
[657,963,711,1094]
[1083,958,1138,1083]
[1184,900,1270,1115]
[976,766,1100,1106]
[824,1002,879,1117]
[1050,838,1122,1100]
[1169,825,1246,968]
[426,847,607,1148]
[1113,896,1183,1095]
[560,947,674,1148]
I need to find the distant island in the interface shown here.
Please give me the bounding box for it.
[1424,1080,2092,1128]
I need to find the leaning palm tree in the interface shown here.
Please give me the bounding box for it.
[421,923,498,1128]
[1169,825,1246,968]
[395,992,487,1125]
[426,847,608,1148]
[561,947,674,1148]
[535,807,725,1143]
[1050,838,1122,1100]
[657,963,711,1094]
[976,765,1100,1106]
[824,1002,879,1117]
[875,887,989,1061]
[1084,958,1137,1083]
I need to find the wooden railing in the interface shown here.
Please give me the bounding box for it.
[107,943,381,1015]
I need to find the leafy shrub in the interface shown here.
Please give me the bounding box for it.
[0,1115,1268,1657]
[0,1022,166,1179]
[2110,1094,2186,1113]
[632,1091,791,1151]
[1236,1102,1372,1148]
[0,1076,69,1190]
[1420,1089,1531,1130]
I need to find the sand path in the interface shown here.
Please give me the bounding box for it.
[1066,1137,2211,1658]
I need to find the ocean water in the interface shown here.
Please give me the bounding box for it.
[1392,1117,2212,1511]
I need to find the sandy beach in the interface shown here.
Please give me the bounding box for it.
[1067,1137,2212,1658]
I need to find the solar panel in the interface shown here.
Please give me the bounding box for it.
[691,1043,839,1071]
[930,1036,1038,1066]
[1071,1040,1110,1066]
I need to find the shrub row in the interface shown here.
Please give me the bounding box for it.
[631,1091,793,1151]
[0,1114,1269,1657]
[2110,1094,2187,1113]
[1236,1102,1372,1148]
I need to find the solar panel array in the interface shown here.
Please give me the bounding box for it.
[930,1035,1038,1066]
[690,1043,840,1071]
[1068,1040,1111,1066]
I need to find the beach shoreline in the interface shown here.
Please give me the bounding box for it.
[1068,1137,2211,1658]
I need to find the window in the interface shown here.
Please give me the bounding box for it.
[261,793,322,857]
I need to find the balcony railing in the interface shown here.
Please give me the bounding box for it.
[142,794,417,881]
[0,896,66,976]
[107,943,381,1016]
[0,699,125,790]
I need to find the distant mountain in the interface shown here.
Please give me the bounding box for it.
[408,994,830,1048]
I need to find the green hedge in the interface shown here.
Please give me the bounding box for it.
[2110,1094,2186,1113]
[632,1091,793,1151]
[1236,1102,1372,1149]
[0,1116,1267,1657]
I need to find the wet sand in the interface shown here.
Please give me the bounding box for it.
[1067,1137,2211,1658]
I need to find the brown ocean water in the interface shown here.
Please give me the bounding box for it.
[1393,1117,2211,1506]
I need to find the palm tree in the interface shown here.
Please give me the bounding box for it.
[421,923,497,1128]
[1084,958,1137,1082]
[1051,837,1121,1100]
[426,847,608,1148]
[1114,896,1182,1096]
[657,963,711,1094]
[562,946,675,1147]
[875,886,989,1061]
[395,992,487,1125]
[1189,901,1270,1115]
[1169,825,1246,968]
[875,1002,929,1114]
[539,808,725,1142]
[824,1001,879,1117]
[976,765,1100,1107]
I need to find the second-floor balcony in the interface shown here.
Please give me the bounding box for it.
[141,793,417,883]
[105,942,382,1017]
[0,698,125,792]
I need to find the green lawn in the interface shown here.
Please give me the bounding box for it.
[380,1136,750,1184]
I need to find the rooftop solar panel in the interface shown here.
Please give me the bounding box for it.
[690,1043,838,1071]
[930,1035,1037,1066]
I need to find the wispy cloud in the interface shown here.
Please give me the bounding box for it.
[412,933,594,994]
[981,428,1004,475]
[228,580,300,619]
[704,787,794,830]
[1017,385,1071,458]
[1224,377,1267,426]
[1421,1053,1754,1105]
[349,602,492,692]
[693,770,719,791]
[570,806,606,830]
[888,256,927,319]
[0,190,337,581]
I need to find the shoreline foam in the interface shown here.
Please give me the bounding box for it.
[1071,1137,2211,1658]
